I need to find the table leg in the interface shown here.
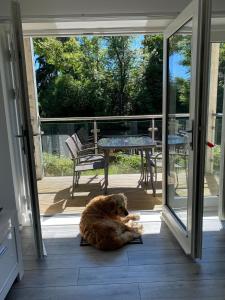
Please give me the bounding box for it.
[145,150,156,196]
[104,150,109,194]
[138,150,144,186]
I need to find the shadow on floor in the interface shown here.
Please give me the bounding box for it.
[41,177,162,216]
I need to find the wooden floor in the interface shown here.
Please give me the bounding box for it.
[37,173,218,216]
[37,174,163,215]
[6,212,225,300]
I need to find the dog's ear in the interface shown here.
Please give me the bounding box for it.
[118,193,126,199]
[105,196,117,213]
[118,193,127,204]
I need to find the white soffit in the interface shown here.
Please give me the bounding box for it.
[22,16,225,38]
[22,18,173,36]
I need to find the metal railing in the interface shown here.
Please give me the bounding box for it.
[40,113,223,196]
[40,114,190,153]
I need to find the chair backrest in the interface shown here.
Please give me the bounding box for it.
[76,127,89,144]
[65,136,78,159]
[71,133,83,151]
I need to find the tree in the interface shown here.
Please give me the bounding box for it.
[33,35,165,117]
[104,36,139,115]
[217,43,225,113]
[34,37,109,117]
[134,35,163,114]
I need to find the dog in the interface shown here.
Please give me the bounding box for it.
[79,193,143,250]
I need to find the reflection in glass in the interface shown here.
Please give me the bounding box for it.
[167,20,192,228]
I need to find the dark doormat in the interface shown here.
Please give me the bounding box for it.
[80,236,143,246]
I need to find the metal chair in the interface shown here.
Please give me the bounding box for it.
[152,151,163,183]
[71,133,103,161]
[65,136,105,197]
[72,133,96,155]
[152,151,188,190]
[144,150,156,196]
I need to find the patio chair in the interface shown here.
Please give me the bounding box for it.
[152,150,188,190]
[72,133,96,155]
[65,136,105,198]
[143,150,156,196]
[152,152,162,183]
[147,141,162,183]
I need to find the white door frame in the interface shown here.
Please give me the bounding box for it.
[219,75,225,220]
[11,0,44,258]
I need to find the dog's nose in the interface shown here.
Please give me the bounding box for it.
[124,210,129,216]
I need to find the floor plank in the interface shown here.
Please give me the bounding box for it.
[139,279,225,300]
[23,250,128,270]
[127,248,192,266]
[6,284,141,300]
[13,268,79,288]
[77,261,225,285]
[7,214,225,300]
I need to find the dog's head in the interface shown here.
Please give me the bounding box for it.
[105,193,128,217]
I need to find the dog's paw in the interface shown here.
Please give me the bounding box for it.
[133,223,143,234]
[132,214,140,221]
[132,232,141,239]
[127,220,134,227]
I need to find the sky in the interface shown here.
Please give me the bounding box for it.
[131,35,144,49]
[169,53,190,80]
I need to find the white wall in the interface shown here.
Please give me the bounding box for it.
[1,0,225,20]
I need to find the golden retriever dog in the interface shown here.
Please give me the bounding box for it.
[80,193,143,250]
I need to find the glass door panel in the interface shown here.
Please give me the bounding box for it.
[167,20,192,228]
[162,0,212,258]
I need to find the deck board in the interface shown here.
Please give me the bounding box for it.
[37,173,218,216]
[37,174,163,215]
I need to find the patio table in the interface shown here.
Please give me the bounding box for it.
[97,135,156,194]
[168,134,186,146]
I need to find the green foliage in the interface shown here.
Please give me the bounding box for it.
[34,35,164,117]
[43,152,142,176]
[217,43,225,113]
[212,145,221,173]
[114,152,142,171]
[133,35,163,114]
[34,34,195,117]
[104,36,140,115]
[43,153,73,176]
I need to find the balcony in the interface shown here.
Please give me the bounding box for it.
[36,113,222,217]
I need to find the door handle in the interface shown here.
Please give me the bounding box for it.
[15,126,27,153]
[178,129,192,135]
[33,131,44,137]
[16,131,44,137]
[178,121,194,150]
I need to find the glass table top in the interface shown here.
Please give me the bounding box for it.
[168,135,187,145]
[98,135,156,149]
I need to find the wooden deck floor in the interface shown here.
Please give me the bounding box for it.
[6,212,225,300]
[37,172,218,216]
[37,174,163,216]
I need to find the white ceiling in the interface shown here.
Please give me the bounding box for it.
[22,18,174,36]
[22,16,225,39]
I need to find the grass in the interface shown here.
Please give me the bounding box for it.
[43,152,142,177]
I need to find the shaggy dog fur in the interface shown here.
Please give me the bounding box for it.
[80,193,143,250]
